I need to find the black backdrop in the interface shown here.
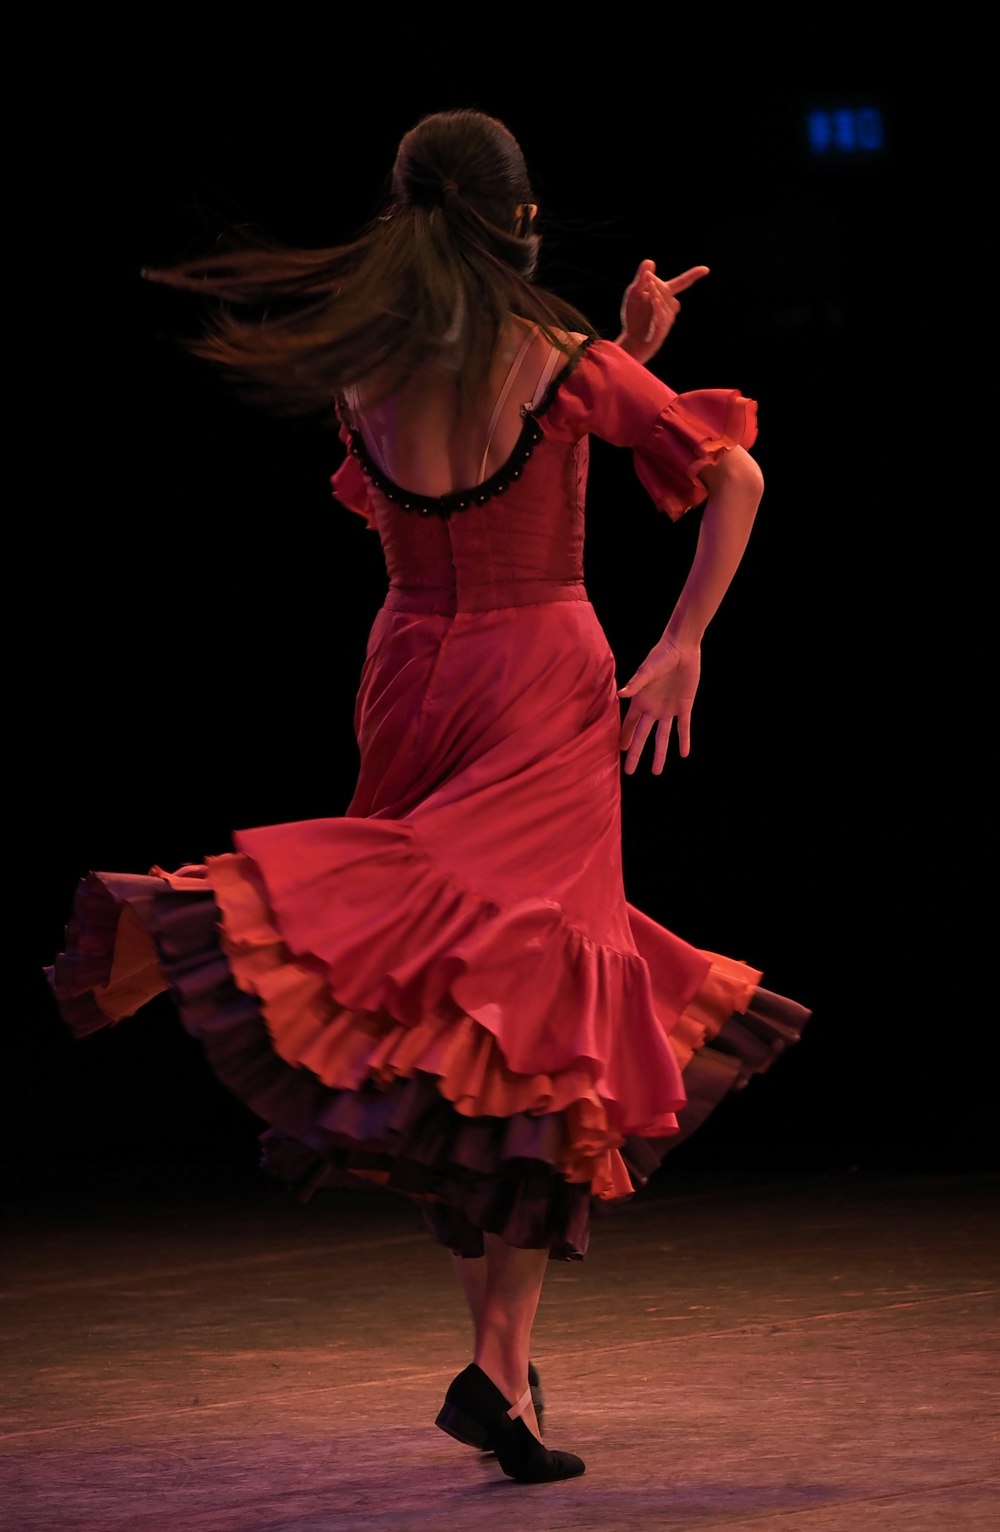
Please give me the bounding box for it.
[20,36,969,1200]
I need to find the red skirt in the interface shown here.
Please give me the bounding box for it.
[45,598,810,1258]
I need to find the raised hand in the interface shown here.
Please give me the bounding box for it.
[616,636,702,775]
[617,260,710,366]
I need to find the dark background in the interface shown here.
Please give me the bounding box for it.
[20,34,968,1208]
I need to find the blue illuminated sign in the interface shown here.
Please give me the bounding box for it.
[806,106,885,157]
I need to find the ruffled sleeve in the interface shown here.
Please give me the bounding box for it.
[540,339,758,521]
[330,416,375,524]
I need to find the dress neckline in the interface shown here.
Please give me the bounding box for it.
[336,337,594,521]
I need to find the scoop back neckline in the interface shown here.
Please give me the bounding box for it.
[337,336,595,517]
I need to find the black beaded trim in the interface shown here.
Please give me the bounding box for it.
[337,336,596,521]
[343,413,543,519]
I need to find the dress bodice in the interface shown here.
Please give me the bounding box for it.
[331,339,759,615]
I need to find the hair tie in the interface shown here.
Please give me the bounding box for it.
[441,179,459,197]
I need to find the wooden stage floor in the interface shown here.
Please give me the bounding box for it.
[2,1163,997,1531]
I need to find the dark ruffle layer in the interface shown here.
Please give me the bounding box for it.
[45,866,809,1260]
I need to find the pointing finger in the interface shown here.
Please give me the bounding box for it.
[663,265,710,296]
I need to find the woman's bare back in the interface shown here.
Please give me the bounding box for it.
[347,321,582,498]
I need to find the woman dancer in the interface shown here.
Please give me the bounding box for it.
[46,108,810,1484]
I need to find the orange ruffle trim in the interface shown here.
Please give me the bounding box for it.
[156,856,762,1202]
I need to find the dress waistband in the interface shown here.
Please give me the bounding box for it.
[384,580,588,615]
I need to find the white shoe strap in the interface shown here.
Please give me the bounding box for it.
[507,1385,532,1422]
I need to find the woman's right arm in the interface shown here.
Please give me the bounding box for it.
[615,260,710,367]
[616,445,764,775]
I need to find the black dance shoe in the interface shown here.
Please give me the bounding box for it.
[475,1358,545,1453]
[436,1363,585,1483]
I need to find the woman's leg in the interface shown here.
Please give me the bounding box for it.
[450,1251,546,1437]
[436,1237,583,1480]
[450,1251,487,1340]
[471,1234,548,1440]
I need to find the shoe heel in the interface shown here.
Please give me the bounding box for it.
[435,1399,492,1449]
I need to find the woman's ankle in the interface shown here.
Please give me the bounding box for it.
[472,1352,529,1408]
[472,1366,543,1441]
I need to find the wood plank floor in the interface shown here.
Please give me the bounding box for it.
[2,1165,997,1531]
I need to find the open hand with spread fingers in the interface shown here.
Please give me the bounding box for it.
[617,635,702,775]
[616,260,710,366]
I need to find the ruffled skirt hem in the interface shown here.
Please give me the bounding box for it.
[44,856,810,1260]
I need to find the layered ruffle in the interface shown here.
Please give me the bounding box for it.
[45,819,809,1257]
[629,388,758,520]
[329,446,372,523]
[215,819,702,1126]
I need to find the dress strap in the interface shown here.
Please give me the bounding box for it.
[477,327,538,482]
[527,343,564,411]
[342,384,390,472]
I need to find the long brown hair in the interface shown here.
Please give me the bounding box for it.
[142,109,599,420]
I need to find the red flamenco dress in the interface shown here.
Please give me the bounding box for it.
[45,338,810,1259]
